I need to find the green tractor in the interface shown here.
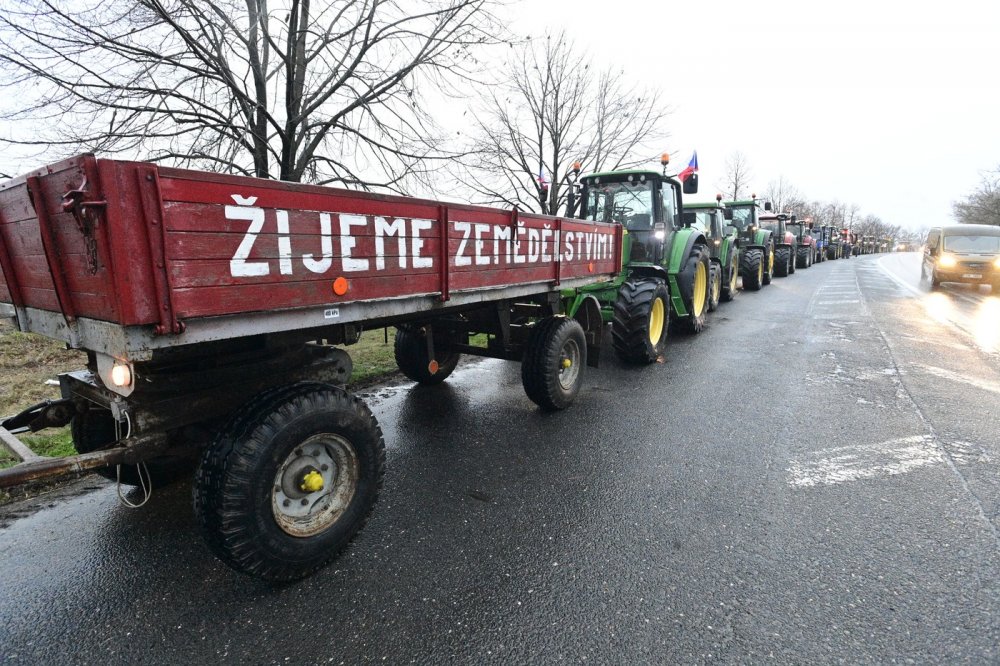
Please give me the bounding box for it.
[683,195,741,307]
[564,156,711,364]
[722,196,775,291]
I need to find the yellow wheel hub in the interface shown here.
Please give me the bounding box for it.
[649,297,665,344]
[300,470,325,493]
[561,358,572,369]
[693,263,707,317]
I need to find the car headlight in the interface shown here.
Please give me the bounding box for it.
[994,256,1000,269]
[939,254,957,268]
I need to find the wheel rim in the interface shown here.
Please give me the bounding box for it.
[557,336,582,391]
[272,434,359,537]
[729,260,738,292]
[768,250,774,274]
[649,296,665,344]
[756,257,763,284]
[712,270,721,302]
[693,262,707,317]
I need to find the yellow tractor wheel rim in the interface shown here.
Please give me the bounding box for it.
[649,297,665,344]
[757,258,763,284]
[693,262,707,317]
[712,270,721,302]
[768,250,774,273]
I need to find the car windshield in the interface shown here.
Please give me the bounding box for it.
[943,235,1000,253]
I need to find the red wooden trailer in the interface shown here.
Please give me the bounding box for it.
[0,154,620,580]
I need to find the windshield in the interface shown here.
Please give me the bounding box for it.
[787,223,804,237]
[584,180,655,231]
[943,235,1000,253]
[682,211,713,235]
[761,220,781,234]
[728,206,754,230]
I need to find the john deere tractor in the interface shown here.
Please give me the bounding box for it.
[722,197,774,291]
[683,195,740,307]
[564,156,711,364]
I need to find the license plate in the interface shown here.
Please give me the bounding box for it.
[962,273,982,279]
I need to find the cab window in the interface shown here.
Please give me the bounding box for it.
[584,180,655,231]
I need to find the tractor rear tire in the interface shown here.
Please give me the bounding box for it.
[708,262,722,312]
[775,247,791,277]
[677,245,711,334]
[788,247,796,274]
[71,407,194,489]
[521,316,587,411]
[611,279,670,364]
[394,325,461,385]
[722,251,739,302]
[740,249,764,292]
[193,382,385,581]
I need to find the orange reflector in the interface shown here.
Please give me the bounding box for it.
[588,262,594,273]
[428,360,440,375]
[332,277,349,296]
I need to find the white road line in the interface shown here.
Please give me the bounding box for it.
[787,435,942,488]
[912,364,1000,396]
[816,300,861,304]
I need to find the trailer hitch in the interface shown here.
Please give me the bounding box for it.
[0,399,75,434]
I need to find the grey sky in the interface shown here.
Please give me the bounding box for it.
[507,0,1000,229]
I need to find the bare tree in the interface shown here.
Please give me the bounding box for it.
[0,0,506,190]
[460,32,669,215]
[762,175,804,214]
[953,166,1000,225]
[719,151,753,201]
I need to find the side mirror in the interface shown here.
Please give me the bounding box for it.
[723,209,733,221]
[682,173,699,195]
[764,201,773,211]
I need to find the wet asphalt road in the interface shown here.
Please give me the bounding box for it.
[2,253,999,664]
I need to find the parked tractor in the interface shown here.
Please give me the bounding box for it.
[758,212,798,277]
[683,195,741,307]
[809,225,826,263]
[722,196,774,291]
[825,226,842,260]
[566,155,711,364]
[787,217,816,268]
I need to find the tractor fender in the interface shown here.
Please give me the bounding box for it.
[668,228,709,274]
[628,264,670,283]
[775,242,793,250]
[569,294,605,368]
[744,243,767,254]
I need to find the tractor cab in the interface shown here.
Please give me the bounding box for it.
[683,199,728,261]
[722,197,772,246]
[579,169,693,266]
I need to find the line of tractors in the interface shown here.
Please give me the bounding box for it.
[554,155,865,363]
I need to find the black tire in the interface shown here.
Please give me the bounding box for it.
[193,382,385,581]
[788,246,796,274]
[740,249,764,292]
[796,247,810,269]
[611,279,670,364]
[394,325,460,384]
[521,316,587,411]
[762,246,775,285]
[722,250,739,302]
[774,247,790,277]
[677,245,711,334]
[71,407,194,488]
[708,262,722,312]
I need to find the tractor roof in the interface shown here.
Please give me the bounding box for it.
[581,169,662,181]
[723,199,760,207]
[684,201,725,210]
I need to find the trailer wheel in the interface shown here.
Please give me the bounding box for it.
[722,251,739,302]
[394,326,460,384]
[775,247,790,277]
[740,249,764,292]
[611,279,670,364]
[676,245,710,334]
[71,407,193,488]
[521,316,587,411]
[193,383,385,581]
[708,262,722,312]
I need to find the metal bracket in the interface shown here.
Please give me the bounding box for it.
[60,177,106,275]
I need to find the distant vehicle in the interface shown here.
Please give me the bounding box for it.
[921,224,1000,291]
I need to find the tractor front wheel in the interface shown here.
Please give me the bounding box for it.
[708,262,722,312]
[611,279,670,364]
[722,251,739,302]
[677,245,711,334]
[775,247,791,277]
[521,316,587,410]
[740,249,764,292]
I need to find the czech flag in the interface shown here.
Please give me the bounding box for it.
[678,151,698,182]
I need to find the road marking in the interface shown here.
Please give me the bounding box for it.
[912,364,1000,395]
[816,300,861,304]
[787,435,942,488]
